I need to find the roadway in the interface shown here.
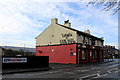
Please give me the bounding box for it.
[2,59,120,80]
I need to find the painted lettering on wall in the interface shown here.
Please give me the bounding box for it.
[61,33,72,39]
[60,33,75,44]
[60,39,75,44]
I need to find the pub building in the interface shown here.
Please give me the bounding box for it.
[36,18,104,64]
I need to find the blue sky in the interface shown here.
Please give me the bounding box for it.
[0,0,118,48]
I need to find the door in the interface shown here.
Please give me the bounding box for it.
[79,49,88,63]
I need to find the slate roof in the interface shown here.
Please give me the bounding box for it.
[57,24,104,41]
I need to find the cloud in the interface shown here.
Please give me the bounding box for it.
[0,1,118,48]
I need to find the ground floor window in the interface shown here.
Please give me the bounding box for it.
[92,51,95,59]
[90,50,95,59]
[90,51,92,57]
[82,50,86,59]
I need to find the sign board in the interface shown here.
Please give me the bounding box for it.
[3,58,27,63]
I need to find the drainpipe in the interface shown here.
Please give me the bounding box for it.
[78,49,80,64]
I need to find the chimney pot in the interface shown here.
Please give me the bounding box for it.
[84,30,90,34]
[64,20,71,27]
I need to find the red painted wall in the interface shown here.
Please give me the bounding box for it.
[36,44,77,64]
[36,44,104,64]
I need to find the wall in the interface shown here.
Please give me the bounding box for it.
[0,48,5,56]
[77,34,84,43]
[36,44,77,64]
[2,56,49,69]
[36,24,77,46]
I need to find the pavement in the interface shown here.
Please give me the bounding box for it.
[2,67,51,75]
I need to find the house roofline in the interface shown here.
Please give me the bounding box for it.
[57,24,104,41]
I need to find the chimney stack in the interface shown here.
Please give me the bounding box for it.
[51,18,58,24]
[84,30,90,34]
[64,20,71,27]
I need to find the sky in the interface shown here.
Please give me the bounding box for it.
[0,0,118,48]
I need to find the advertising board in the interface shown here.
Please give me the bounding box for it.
[3,58,27,63]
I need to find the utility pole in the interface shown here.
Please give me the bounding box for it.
[24,44,25,56]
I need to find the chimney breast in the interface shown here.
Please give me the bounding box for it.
[64,20,71,27]
[51,18,58,24]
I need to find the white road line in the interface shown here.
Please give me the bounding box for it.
[93,74,101,78]
[81,74,97,79]
[97,74,101,77]
[65,72,74,74]
[114,71,119,73]
[78,70,88,72]
[91,67,96,69]
[82,70,88,72]
[100,74,108,77]
[112,68,118,70]
[93,76,100,78]
[114,70,120,73]
[80,75,91,79]
[107,71,111,73]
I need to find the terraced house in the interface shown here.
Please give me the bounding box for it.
[36,18,104,64]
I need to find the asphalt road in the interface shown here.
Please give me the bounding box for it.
[2,59,120,80]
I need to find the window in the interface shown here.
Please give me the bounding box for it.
[70,49,73,56]
[97,40,99,46]
[92,51,95,59]
[91,39,95,45]
[39,50,42,53]
[90,51,95,59]
[82,50,86,59]
[90,51,92,56]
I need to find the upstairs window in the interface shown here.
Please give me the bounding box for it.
[91,39,95,45]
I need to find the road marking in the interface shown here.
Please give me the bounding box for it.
[114,70,120,73]
[91,67,96,69]
[100,74,108,77]
[81,74,98,79]
[78,70,88,72]
[93,74,101,78]
[97,74,101,77]
[107,68,118,73]
[80,75,91,79]
[65,72,74,74]
[107,71,111,73]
